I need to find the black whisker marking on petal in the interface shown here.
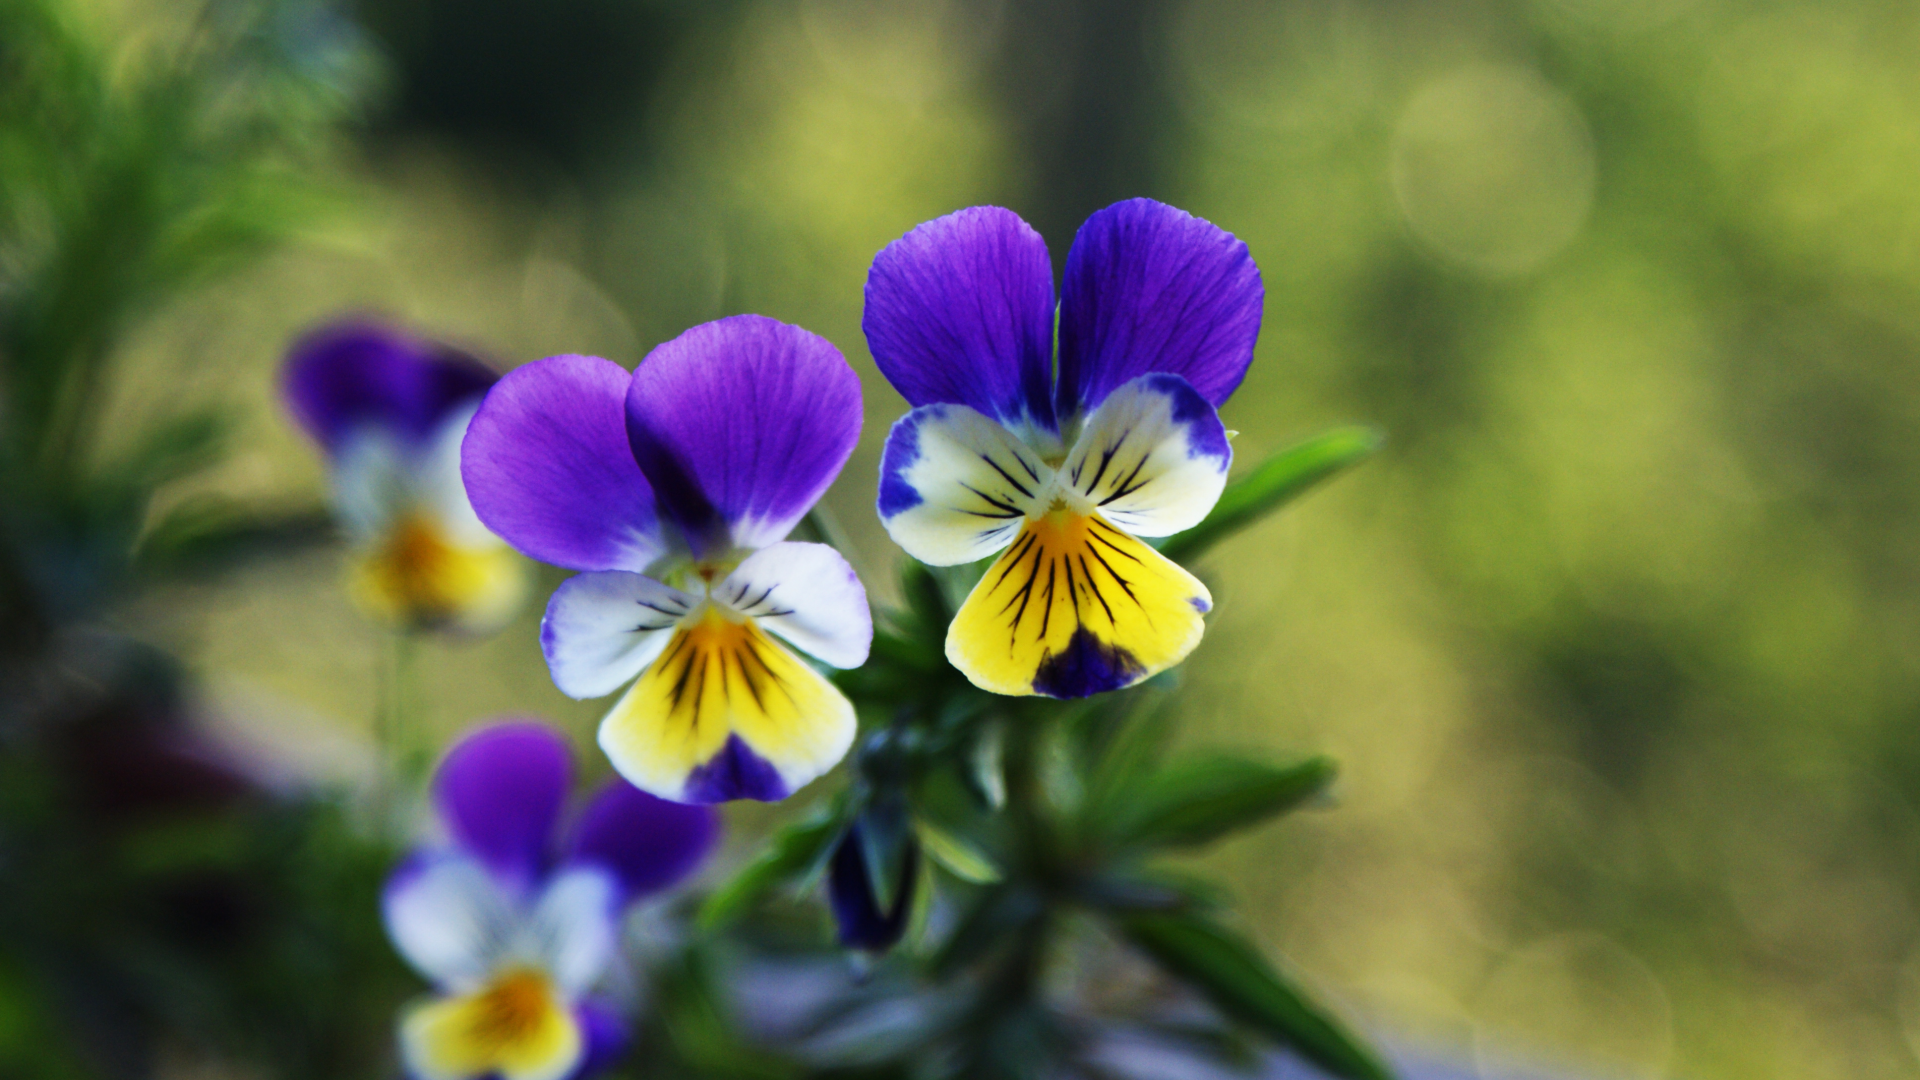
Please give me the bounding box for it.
[1099,454,1152,505]
[1018,453,1042,482]
[1078,554,1116,624]
[960,507,1025,520]
[989,531,1040,590]
[637,600,684,616]
[959,483,1023,517]
[1087,518,1145,562]
[979,453,1035,500]
[734,643,766,712]
[1038,557,1059,639]
[1085,543,1141,608]
[1086,443,1120,494]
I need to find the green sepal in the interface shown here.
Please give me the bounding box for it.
[1120,912,1394,1080]
[1157,426,1382,565]
[696,804,843,932]
[1105,754,1337,850]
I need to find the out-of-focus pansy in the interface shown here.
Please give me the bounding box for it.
[462,315,871,805]
[826,821,920,953]
[866,199,1261,698]
[383,722,718,1080]
[283,320,525,632]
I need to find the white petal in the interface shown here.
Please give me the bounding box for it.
[1060,373,1231,537]
[414,402,497,547]
[542,571,697,699]
[524,867,620,997]
[331,425,409,544]
[715,542,872,669]
[876,403,1050,566]
[382,853,515,990]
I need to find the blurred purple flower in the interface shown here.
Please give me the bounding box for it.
[461,315,871,805]
[382,721,718,1080]
[867,199,1262,699]
[282,319,525,632]
[826,821,920,953]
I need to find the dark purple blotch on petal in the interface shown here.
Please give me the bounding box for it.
[462,354,663,573]
[1143,372,1232,463]
[1031,628,1146,699]
[875,407,934,520]
[625,315,862,558]
[1055,199,1263,419]
[863,206,1057,432]
[282,319,496,453]
[433,721,573,891]
[681,735,788,804]
[563,779,720,900]
[570,998,633,1080]
[827,823,920,952]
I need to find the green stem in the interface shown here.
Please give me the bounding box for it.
[372,629,419,832]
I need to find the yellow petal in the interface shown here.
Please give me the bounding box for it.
[946,511,1211,698]
[399,969,582,1080]
[350,513,525,633]
[598,606,856,803]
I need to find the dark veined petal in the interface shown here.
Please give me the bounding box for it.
[463,355,666,574]
[540,571,697,700]
[1059,373,1231,537]
[597,607,856,804]
[283,319,496,453]
[945,510,1212,699]
[1055,199,1263,419]
[625,315,862,558]
[714,541,872,669]
[875,402,1050,566]
[864,206,1058,434]
[433,721,573,893]
[562,779,720,901]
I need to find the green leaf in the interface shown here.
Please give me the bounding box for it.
[913,815,1002,884]
[1120,912,1394,1080]
[1107,754,1337,850]
[1157,426,1382,564]
[696,806,842,932]
[132,499,333,581]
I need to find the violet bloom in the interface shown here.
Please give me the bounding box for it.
[384,722,718,1080]
[461,315,871,805]
[283,320,525,632]
[867,199,1262,698]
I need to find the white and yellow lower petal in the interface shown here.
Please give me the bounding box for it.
[1060,372,1231,537]
[946,510,1211,698]
[597,606,855,804]
[350,513,525,632]
[876,402,1051,566]
[400,969,583,1080]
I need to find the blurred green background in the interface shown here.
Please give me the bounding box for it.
[50,0,1920,1076]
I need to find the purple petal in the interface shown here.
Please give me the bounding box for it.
[462,355,665,573]
[624,315,861,558]
[571,998,632,1079]
[432,721,573,892]
[681,734,789,804]
[562,779,720,901]
[864,206,1058,432]
[282,319,496,453]
[1055,199,1263,418]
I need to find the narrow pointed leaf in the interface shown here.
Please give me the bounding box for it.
[1106,755,1337,850]
[1120,912,1393,1080]
[1158,426,1381,564]
[914,815,1002,884]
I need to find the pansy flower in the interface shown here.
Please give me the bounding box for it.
[384,721,718,1080]
[462,315,871,805]
[283,320,525,632]
[867,199,1261,698]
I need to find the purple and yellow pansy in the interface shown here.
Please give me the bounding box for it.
[461,315,871,805]
[283,320,525,632]
[383,722,718,1080]
[867,198,1263,699]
